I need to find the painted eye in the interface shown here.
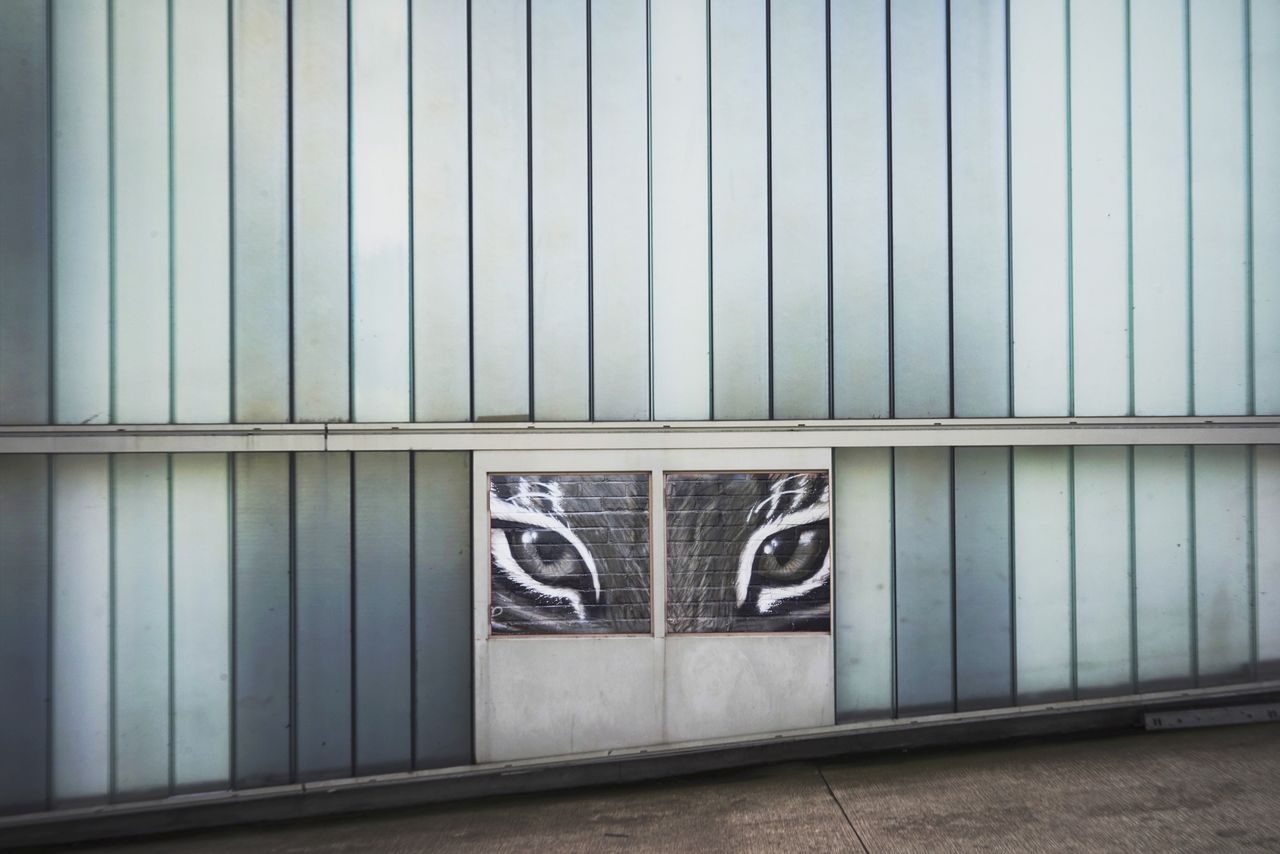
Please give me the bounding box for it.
[752,523,829,585]
[502,526,593,590]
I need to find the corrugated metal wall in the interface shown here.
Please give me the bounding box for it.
[1,0,1276,424]
[0,451,471,815]
[833,444,1280,720]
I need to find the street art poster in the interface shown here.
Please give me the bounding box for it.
[666,472,830,633]
[489,473,652,634]
[488,470,830,635]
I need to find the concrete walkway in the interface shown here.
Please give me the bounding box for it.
[68,724,1280,853]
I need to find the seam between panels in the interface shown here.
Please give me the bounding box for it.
[167,455,176,794]
[645,0,654,421]
[526,0,535,421]
[348,452,358,777]
[346,0,355,424]
[408,453,418,769]
[167,0,176,425]
[586,0,595,422]
[945,0,955,420]
[1064,0,1075,418]
[286,0,295,425]
[1248,445,1258,680]
[888,450,899,718]
[1004,0,1013,416]
[1127,446,1139,693]
[466,0,475,423]
[1068,446,1078,700]
[949,448,958,712]
[1242,0,1255,415]
[765,0,775,421]
[108,0,117,425]
[1007,447,1017,706]
[825,0,834,420]
[46,0,56,425]
[884,0,895,419]
[108,456,117,802]
[227,455,237,787]
[227,0,237,423]
[1188,445,1199,687]
[407,0,416,423]
[45,455,55,810]
[288,454,298,783]
[1124,0,1135,417]
[705,0,714,421]
[1183,0,1194,415]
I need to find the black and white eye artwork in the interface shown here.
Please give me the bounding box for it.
[666,472,831,633]
[489,473,651,635]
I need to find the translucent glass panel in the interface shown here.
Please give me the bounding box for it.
[0,0,50,424]
[2,1,1274,423]
[0,452,471,815]
[834,444,1266,724]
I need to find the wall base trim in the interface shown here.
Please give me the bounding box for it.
[4,680,1278,850]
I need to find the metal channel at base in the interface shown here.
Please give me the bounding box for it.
[0,416,1277,453]
[1144,703,1280,730]
[2,680,1278,850]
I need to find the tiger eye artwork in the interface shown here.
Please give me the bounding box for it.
[488,470,830,635]
[489,473,652,635]
[665,472,831,633]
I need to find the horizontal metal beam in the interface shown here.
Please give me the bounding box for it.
[2,680,1277,849]
[0,417,1276,453]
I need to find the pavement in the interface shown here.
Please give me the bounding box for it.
[55,723,1280,853]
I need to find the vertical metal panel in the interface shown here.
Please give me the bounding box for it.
[1130,0,1189,415]
[1252,1,1280,415]
[471,0,530,421]
[771,0,829,419]
[833,447,894,722]
[292,0,350,422]
[172,0,231,423]
[111,0,170,424]
[232,0,290,423]
[411,0,470,422]
[953,446,1012,710]
[1072,446,1133,697]
[893,447,954,714]
[413,451,472,768]
[590,0,650,421]
[1257,445,1280,679]
[709,0,767,420]
[0,0,50,425]
[0,456,49,813]
[889,0,949,418]
[1133,444,1193,691]
[1012,446,1073,703]
[232,453,292,788]
[1069,0,1129,415]
[1009,0,1070,416]
[1189,0,1248,415]
[111,455,170,797]
[1193,445,1253,685]
[294,451,352,781]
[354,452,412,774]
[531,0,590,421]
[352,0,411,423]
[52,0,110,426]
[650,0,710,420]
[171,454,230,791]
[830,0,888,418]
[51,455,111,805]
[950,0,1009,417]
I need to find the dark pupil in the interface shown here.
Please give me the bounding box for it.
[526,529,570,563]
[764,530,799,564]
[505,527,585,586]
[753,523,828,584]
